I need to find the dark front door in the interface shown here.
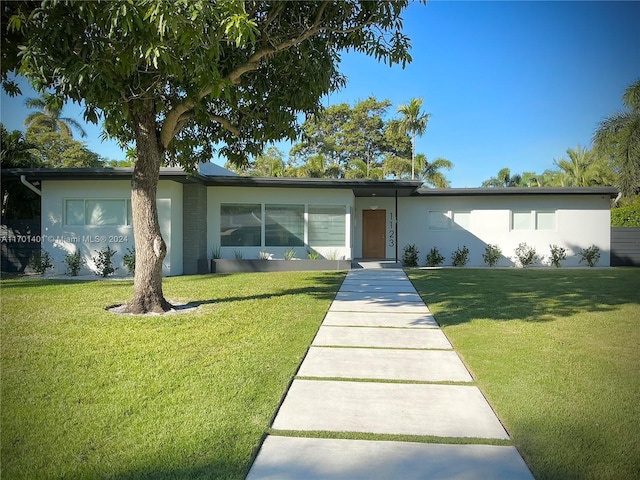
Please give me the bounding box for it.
[362,209,386,258]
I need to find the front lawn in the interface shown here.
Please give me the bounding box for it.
[407,268,640,480]
[1,271,344,479]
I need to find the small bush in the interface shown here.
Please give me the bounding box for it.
[549,244,567,268]
[402,244,419,267]
[482,244,502,267]
[451,245,470,267]
[514,242,538,268]
[284,248,296,260]
[123,247,136,275]
[579,245,601,267]
[29,249,53,274]
[326,250,339,261]
[307,249,321,260]
[233,250,244,259]
[210,245,222,259]
[258,249,271,260]
[425,247,445,267]
[64,250,83,276]
[92,246,117,277]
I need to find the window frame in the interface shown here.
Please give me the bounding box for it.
[64,199,132,227]
[308,204,347,247]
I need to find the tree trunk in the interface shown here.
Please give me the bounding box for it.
[123,100,173,314]
[411,132,416,180]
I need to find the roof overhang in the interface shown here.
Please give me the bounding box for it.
[2,168,423,197]
[1,167,199,184]
[203,175,423,197]
[415,186,619,198]
[2,168,618,198]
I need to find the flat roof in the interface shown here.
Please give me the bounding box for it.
[2,168,618,198]
[415,186,619,197]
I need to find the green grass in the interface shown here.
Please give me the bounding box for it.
[1,271,345,479]
[407,268,640,480]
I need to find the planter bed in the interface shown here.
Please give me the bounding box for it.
[211,259,351,273]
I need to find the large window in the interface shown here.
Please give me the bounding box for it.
[309,205,346,246]
[265,204,304,246]
[65,199,132,226]
[220,204,262,246]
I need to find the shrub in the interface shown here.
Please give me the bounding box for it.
[29,249,53,274]
[514,242,538,268]
[283,248,296,260]
[233,250,244,259]
[579,245,601,267]
[611,203,640,227]
[92,246,117,277]
[307,249,321,260]
[549,244,567,268]
[482,244,502,267]
[210,245,222,259]
[451,245,470,267]
[402,244,419,267]
[425,247,445,267]
[258,249,271,260]
[64,250,83,276]
[326,250,339,261]
[123,247,136,275]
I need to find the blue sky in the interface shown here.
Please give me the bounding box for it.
[2,1,638,187]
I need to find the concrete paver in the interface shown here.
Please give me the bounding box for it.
[335,291,424,302]
[272,380,510,439]
[313,325,452,349]
[330,299,430,313]
[338,283,419,293]
[248,268,534,479]
[298,347,473,382]
[247,436,535,480]
[323,311,439,328]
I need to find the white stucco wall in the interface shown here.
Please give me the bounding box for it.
[394,194,611,267]
[207,186,355,260]
[41,180,183,276]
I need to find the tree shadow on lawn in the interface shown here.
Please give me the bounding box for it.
[0,278,108,289]
[1,272,345,309]
[408,269,639,325]
[165,272,345,309]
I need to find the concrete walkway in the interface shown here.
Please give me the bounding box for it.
[247,269,534,479]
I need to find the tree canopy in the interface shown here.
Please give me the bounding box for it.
[2,1,419,313]
[593,79,640,198]
[269,96,451,185]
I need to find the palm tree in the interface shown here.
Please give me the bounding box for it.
[393,98,430,179]
[417,154,453,188]
[24,93,87,138]
[383,153,452,186]
[481,167,522,187]
[553,145,612,187]
[593,79,640,197]
[344,158,384,179]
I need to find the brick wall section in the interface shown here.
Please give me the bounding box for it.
[182,184,208,274]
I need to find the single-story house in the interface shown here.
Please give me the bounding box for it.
[2,163,618,275]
